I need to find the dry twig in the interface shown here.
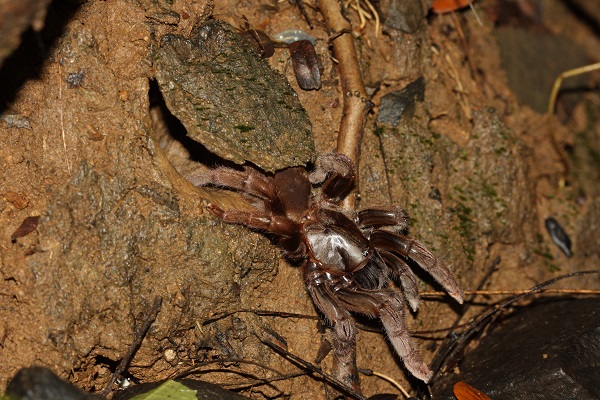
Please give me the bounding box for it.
[102,297,163,396]
[360,368,411,398]
[57,62,72,174]
[546,62,600,181]
[257,329,367,400]
[429,269,600,380]
[421,288,600,298]
[320,0,371,209]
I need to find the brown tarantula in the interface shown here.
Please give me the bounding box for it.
[187,153,463,391]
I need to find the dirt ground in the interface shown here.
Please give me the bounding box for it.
[0,0,599,398]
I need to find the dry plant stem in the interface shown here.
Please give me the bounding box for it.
[430,269,600,378]
[224,371,309,391]
[360,369,410,398]
[57,62,72,174]
[102,296,163,397]
[546,62,600,181]
[547,62,600,116]
[430,256,498,376]
[202,309,319,325]
[258,332,367,400]
[173,358,288,381]
[422,288,600,297]
[320,0,370,209]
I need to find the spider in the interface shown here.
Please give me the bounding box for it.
[187,153,463,392]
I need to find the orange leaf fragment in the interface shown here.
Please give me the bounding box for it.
[3,191,29,209]
[432,0,473,14]
[454,381,492,400]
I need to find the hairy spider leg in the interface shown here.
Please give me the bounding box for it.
[370,230,464,303]
[378,251,420,312]
[355,206,410,231]
[186,167,281,212]
[304,262,362,394]
[335,287,434,382]
[309,153,356,201]
[207,204,299,239]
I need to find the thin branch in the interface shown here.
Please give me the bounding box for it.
[429,256,499,374]
[173,359,287,381]
[57,62,72,174]
[430,269,600,380]
[320,0,371,209]
[223,371,309,391]
[202,308,319,326]
[421,288,600,298]
[360,368,410,398]
[546,62,600,181]
[257,330,367,400]
[102,297,163,396]
[547,62,600,116]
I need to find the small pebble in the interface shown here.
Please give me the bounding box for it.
[544,217,572,257]
[164,348,177,362]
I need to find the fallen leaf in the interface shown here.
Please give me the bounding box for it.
[433,0,473,14]
[454,381,492,400]
[11,216,40,241]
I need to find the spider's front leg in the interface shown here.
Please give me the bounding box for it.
[186,166,277,207]
[207,204,298,239]
[303,262,362,394]
[310,153,355,201]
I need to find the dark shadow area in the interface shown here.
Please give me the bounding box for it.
[0,0,80,111]
[149,78,253,171]
[563,0,600,39]
[430,297,600,399]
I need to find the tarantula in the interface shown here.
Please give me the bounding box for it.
[187,153,463,391]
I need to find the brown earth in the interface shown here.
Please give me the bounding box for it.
[0,0,599,398]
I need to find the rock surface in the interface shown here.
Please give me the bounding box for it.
[154,20,315,171]
[433,298,600,399]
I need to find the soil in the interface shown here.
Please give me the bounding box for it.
[0,0,599,399]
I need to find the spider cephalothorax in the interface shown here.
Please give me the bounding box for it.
[187,153,463,391]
